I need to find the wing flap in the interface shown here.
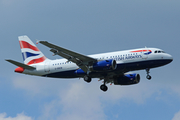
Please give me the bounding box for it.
[6,59,36,70]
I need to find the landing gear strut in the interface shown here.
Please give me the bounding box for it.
[84,75,91,83]
[146,68,152,80]
[100,79,108,92]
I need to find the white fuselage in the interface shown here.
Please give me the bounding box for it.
[22,48,173,78]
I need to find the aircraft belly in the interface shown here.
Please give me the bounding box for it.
[43,69,78,78]
[42,59,171,78]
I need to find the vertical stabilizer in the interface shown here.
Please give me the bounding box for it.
[18,35,46,65]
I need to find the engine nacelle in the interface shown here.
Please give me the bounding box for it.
[92,59,117,71]
[114,73,140,85]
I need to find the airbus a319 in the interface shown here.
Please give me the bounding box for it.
[6,36,173,92]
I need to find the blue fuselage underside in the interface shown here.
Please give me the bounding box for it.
[43,59,172,78]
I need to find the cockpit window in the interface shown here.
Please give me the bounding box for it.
[154,50,165,53]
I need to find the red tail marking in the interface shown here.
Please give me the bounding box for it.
[19,41,40,51]
[27,56,46,65]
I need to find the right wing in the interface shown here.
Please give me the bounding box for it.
[39,41,97,73]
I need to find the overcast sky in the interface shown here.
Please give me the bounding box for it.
[0,0,180,120]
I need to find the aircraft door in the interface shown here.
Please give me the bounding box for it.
[44,61,50,72]
[142,49,148,59]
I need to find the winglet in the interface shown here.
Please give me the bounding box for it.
[36,39,40,44]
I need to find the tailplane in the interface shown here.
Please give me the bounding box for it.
[18,35,46,65]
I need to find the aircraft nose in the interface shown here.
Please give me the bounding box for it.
[168,54,173,60]
[165,54,173,64]
[170,55,173,63]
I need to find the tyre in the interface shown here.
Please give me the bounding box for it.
[146,75,152,80]
[84,75,91,83]
[100,84,108,92]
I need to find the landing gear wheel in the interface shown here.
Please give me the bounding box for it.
[84,75,91,83]
[146,68,152,80]
[100,84,108,92]
[146,75,152,80]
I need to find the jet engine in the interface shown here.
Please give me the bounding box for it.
[92,59,117,71]
[114,73,140,85]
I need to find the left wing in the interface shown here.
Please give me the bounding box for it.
[39,41,97,73]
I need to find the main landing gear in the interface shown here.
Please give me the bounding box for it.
[84,75,92,83]
[100,79,108,92]
[146,68,152,80]
[83,75,108,92]
[100,84,108,92]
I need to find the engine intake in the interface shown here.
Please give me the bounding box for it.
[93,59,117,71]
[114,73,140,85]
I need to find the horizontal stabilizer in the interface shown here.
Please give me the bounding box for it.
[5,59,36,70]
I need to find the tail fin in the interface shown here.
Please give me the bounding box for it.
[18,35,46,65]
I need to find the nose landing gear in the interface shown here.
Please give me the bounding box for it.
[146,68,152,80]
[146,75,152,80]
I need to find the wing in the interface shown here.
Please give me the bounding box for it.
[39,41,97,72]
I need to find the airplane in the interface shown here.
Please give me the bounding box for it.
[6,35,173,92]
